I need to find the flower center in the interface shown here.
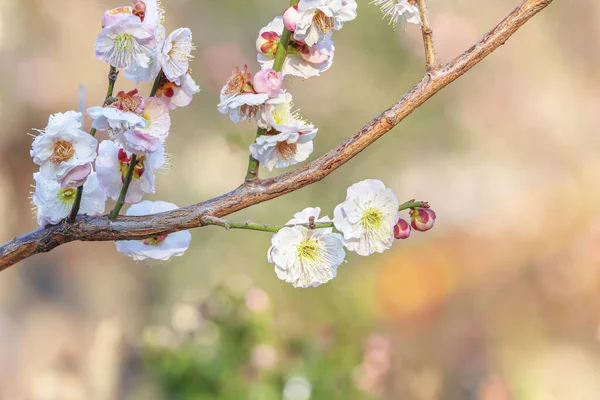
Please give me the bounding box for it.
[314,10,334,34]
[361,208,384,230]
[51,140,75,164]
[143,234,168,246]
[168,40,194,63]
[58,187,77,204]
[114,33,134,51]
[113,89,144,113]
[118,149,146,181]
[224,66,254,95]
[297,238,320,262]
[276,141,297,160]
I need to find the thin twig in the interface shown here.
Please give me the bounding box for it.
[245,27,293,181]
[68,65,118,223]
[0,0,555,270]
[416,0,440,72]
[200,200,427,233]
[107,72,164,219]
[200,216,335,233]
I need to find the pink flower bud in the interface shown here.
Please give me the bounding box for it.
[256,31,280,58]
[252,69,283,96]
[410,208,436,232]
[132,1,147,22]
[394,218,411,239]
[102,6,133,28]
[60,163,92,189]
[283,6,300,31]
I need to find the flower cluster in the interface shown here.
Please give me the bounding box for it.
[268,179,436,288]
[29,0,200,262]
[30,111,106,225]
[218,0,358,172]
[25,0,435,286]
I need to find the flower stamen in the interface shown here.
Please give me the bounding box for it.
[50,140,75,164]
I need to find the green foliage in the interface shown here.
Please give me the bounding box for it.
[142,285,374,400]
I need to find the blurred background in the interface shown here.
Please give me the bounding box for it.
[0,0,598,398]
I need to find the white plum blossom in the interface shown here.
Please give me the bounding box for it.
[95,140,167,204]
[32,172,106,227]
[268,207,345,288]
[333,179,400,256]
[156,72,201,110]
[95,15,154,68]
[125,25,166,84]
[130,96,171,148]
[45,110,84,133]
[115,201,192,261]
[87,89,146,138]
[370,0,422,29]
[89,91,169,155]
[218,65,270,124]
[249,96,317,171]
[88,106,146,136]
[257,17,335,79]
[160,27,194,84]
[31,111,98,181]
[294,0,358,46]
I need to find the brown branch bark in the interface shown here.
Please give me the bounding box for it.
[416,0,440,71]
[0,0,554,271]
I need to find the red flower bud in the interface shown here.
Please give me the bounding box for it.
[394,218,411,239]
[410,208,436,232]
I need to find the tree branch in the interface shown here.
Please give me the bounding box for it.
[0,0,554,271]
[199,201,428,233]
[416,0,440,71]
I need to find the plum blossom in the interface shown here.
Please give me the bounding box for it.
[370,0,422,29]
[160,27,194,84]
[218,65,271,124]
[115,201,192,261]
[129,96,171,149]
[156,72,200,110]
[333,179,400,256]
[30,111,98,181]
[125,25,166,84]
[249,95,317,171]
[95,15,154,68]
[95,140,167,204]
[294,0,358,46]
[32,172,106,227]
[268,207,345,288]
[257,17,335,79]
[87,89,146,138]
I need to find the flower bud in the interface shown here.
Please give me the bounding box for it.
[283,6,301,31]
[252,69,283,96]
[132,1,147,22]
[102,6,133,28]
[394,218,411,239]
[410,208,436,232]
[256,31,280,58]
[60,163,92,189]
